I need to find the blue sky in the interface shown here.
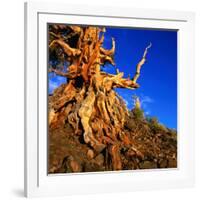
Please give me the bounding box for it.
[49,26,177,129]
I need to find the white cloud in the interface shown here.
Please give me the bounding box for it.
[144,110,151,116]
[124,99,129,106]
[140,95,153,105]
[140,95,153,110]
[133,94,154,116]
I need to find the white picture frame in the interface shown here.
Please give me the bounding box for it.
[24,1,195,197]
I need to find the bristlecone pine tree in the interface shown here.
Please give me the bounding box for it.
[48,25,176,173]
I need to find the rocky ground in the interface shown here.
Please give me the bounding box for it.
[48,100,177,173]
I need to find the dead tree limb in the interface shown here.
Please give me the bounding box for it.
[132,43,152,83]
[49,39,81,57]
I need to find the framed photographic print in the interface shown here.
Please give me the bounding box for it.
[24,2,195,197]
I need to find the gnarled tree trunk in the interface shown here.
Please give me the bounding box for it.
[48,25,151,170]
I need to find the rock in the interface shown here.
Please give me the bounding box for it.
[87,149,95,160]
[158,153,164,158]
[125,120,136,130]
[49,166,57,173]
[172,153,176,159]
[159,159,168,168]
[168,158,177,168]
[139,161,157,169]
[84,161,105,172]
[126,149,136,157]
[68,156,82,172]
[94,154,104,166]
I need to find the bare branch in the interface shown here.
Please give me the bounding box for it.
[49,68,69,77]
[132,43,152,84]
[68,25,82,34]
[101,72,139,90]
[49,31,61,39]
[100,37,115,56]
[49,39,81,57]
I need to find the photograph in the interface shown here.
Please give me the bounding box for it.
[48,24,177,174]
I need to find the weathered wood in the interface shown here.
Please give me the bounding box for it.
[132,43,152,83]
[48,25,151,170]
